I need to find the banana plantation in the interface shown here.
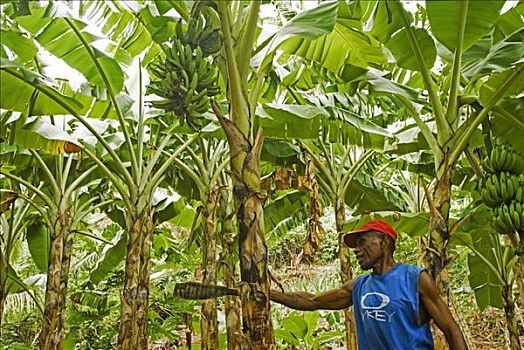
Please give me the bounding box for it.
[1,0,523,349]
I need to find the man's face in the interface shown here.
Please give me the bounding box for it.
[353,231,386,270]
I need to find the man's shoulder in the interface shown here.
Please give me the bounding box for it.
[397,263,426,273]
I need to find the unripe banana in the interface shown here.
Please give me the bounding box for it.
[481,158,495,174]
[500,147,509,170]
[176,21,186,44]
[500,172,507,200]
[507,151,516,173]
[517,202,524,229]
[189,72,199,91]
[511,202,522,229]
[506,173,515,200]
[494,210,510,233]
[502,204,515,232]
[516,186,524,203]
[491,147,500,170]
[487,176,501,203]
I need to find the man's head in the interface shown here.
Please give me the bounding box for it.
[343,220,398,269]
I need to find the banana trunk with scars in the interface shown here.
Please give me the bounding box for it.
[201,189,219,350]
[55,233,74,347]
[502,283,522,350]
[117,206,154,350]
[220,190,243,350]
[422,168,452,301]
[0,255,6,327]
[39,213,70,350]
[422,165,452,350]
[335,199,358,350]
[213,103,274,349]
[514,254,524,306]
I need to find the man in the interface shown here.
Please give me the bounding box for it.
[270,219,468,350]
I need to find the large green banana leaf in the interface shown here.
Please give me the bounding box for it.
[385,27,437,71]
[26,222,49,274]
[12,117,82,155]
[0,29,38,63]
[81,1,154,55]
[462,37,524,79]
[15,6,124,93]
[0,59,86,115]
[252,1,339,73]
[492,99,524,152]
[278,2,386,73]
[90,229,126,285]
[344,172,404,213]
[258,103,391,149]
[366,0,403,43]
[264,190,310,236]
[493,3,524,41]
[426,0,506,53]
[454,205,509,311]
[479,63,524,106]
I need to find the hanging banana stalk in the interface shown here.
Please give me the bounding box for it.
[302,157,325,260]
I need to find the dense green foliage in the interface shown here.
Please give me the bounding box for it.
[1,0,523,349]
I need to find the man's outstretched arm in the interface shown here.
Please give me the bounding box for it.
[270,281,353,311]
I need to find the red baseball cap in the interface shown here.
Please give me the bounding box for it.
[343,220,398,248]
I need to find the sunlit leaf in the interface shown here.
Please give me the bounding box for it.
[26,222,49,274]
[252,1,339,72]
[386,27,436,71]
[426,0,505,52]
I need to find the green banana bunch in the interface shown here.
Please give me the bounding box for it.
[480,172,518,207]
[516,183,524,203]
[488,144,524,174]
[175,15,222,56]
[491,201,524,234]
[147,16,221,130]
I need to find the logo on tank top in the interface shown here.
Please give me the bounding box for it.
[360,292,396,322]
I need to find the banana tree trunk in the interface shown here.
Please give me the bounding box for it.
[303,159,323,259]
[425,169,452,350]
[335,199,357,350]
[220,194,243,350]
[39,220,65,350]
[514,255,524,307]
[509,232,524,306]
[117,207,154,350]
[55,233,74,347]
[201,189,219,350]
[217,115,274,349]
[502,283,522,350]
[0,252,7,327]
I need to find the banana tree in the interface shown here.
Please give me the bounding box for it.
[300,140,379,349]
[0,146,111,349]
[385,0,523,298]
[260,1,522,310]
[217,181,243,350]
[455,227,520,350]
[207,1,341,347]
[171,137,229,349]
[0,188,43,326]
[0,1,200,348]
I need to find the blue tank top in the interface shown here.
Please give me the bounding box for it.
[352,263,434,350]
